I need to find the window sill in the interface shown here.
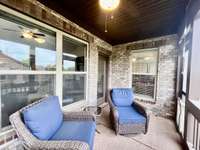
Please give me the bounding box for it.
[135,94,155,104]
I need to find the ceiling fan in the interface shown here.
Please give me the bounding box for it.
[1,26,46,43]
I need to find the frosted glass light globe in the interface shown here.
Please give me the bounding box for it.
[99,0,120,11]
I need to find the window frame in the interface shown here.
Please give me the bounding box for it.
[0,3,89,131]
[130,48,158,102]
[61,34,88,110]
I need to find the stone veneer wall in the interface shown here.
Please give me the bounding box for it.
[111,35,178,118]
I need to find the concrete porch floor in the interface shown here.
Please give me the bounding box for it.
[94,104,184,150]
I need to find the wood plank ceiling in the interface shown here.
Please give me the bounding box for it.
[37,0,189,45]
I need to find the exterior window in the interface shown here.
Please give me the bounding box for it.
[62,36,87,106]
[0,15,56,71]
[0,75,55,128]
[63,37,87,71]
[63,75,86,106]
[0,12,56,130]
[132,50,158,101]
[0,10,88,131]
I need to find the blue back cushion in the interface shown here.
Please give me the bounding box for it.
[23,96,63,140]
[111,88,134,106]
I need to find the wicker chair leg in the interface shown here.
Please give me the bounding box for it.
[145,116,150,134]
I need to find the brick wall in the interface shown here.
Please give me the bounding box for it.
[111,35,178,118]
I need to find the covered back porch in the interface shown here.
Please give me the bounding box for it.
[0,0,199,150]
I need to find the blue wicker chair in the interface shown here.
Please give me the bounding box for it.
[108,88,149,135]
[10,96,96,150]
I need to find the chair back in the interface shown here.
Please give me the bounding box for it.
[9,98,46,149]
[22,96,63,140]
[111,88,134,107]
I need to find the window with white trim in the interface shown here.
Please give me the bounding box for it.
[62,36,87,106]
[0,12,56,130]
[132,49,158,101]
[0,9,88,130]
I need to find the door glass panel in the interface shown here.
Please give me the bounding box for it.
[97,55,106,99]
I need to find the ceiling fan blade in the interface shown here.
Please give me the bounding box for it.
[33,33,46,37]
[32,35,37,38]
[1,28,18,32]
[18,26,24,30]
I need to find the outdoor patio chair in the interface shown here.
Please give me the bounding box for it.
[108,88,149,135]
[9,96,96,150]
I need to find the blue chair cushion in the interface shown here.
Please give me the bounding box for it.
[22,96,63,140]
[117,106,146,124]
[50,121,96,150]
[112,88,134,106]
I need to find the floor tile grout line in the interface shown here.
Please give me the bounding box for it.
[129,137,157,150]
[97,122,157,150]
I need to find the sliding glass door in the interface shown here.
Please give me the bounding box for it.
[97,55,108,105]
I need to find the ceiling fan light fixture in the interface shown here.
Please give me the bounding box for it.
[34,37,45,44]
[22,30,33,39]
[99,0,120,11]
[144,57,151,61]
[132,58,137,62]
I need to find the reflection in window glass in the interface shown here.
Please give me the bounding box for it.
[132,50,158,100]
[97,55,106,99]
[132,50,157,74]
[63,60,76,71]
[0,15,56,70]
[0,75,55,128]
[63,37,87,71]
[63,75,85,106]
[0,39,30,70]
[36,48,56,70]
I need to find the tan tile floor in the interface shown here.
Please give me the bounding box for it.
[94,105,184,150]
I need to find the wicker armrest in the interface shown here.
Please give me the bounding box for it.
[37,140,90,150]
[133,101,150,133]
[133,101,149,117]
[112,106,119,122]
[63,111,96,121]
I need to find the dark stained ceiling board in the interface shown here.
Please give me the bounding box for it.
[37,0,189,45]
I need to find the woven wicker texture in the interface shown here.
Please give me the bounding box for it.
[108,90,149,135]
[10,98,96,150]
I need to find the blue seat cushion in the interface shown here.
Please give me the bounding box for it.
[23,96,63,140]
[50,121,96,150]
[112,88,134,107]
[117,106,146,124]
